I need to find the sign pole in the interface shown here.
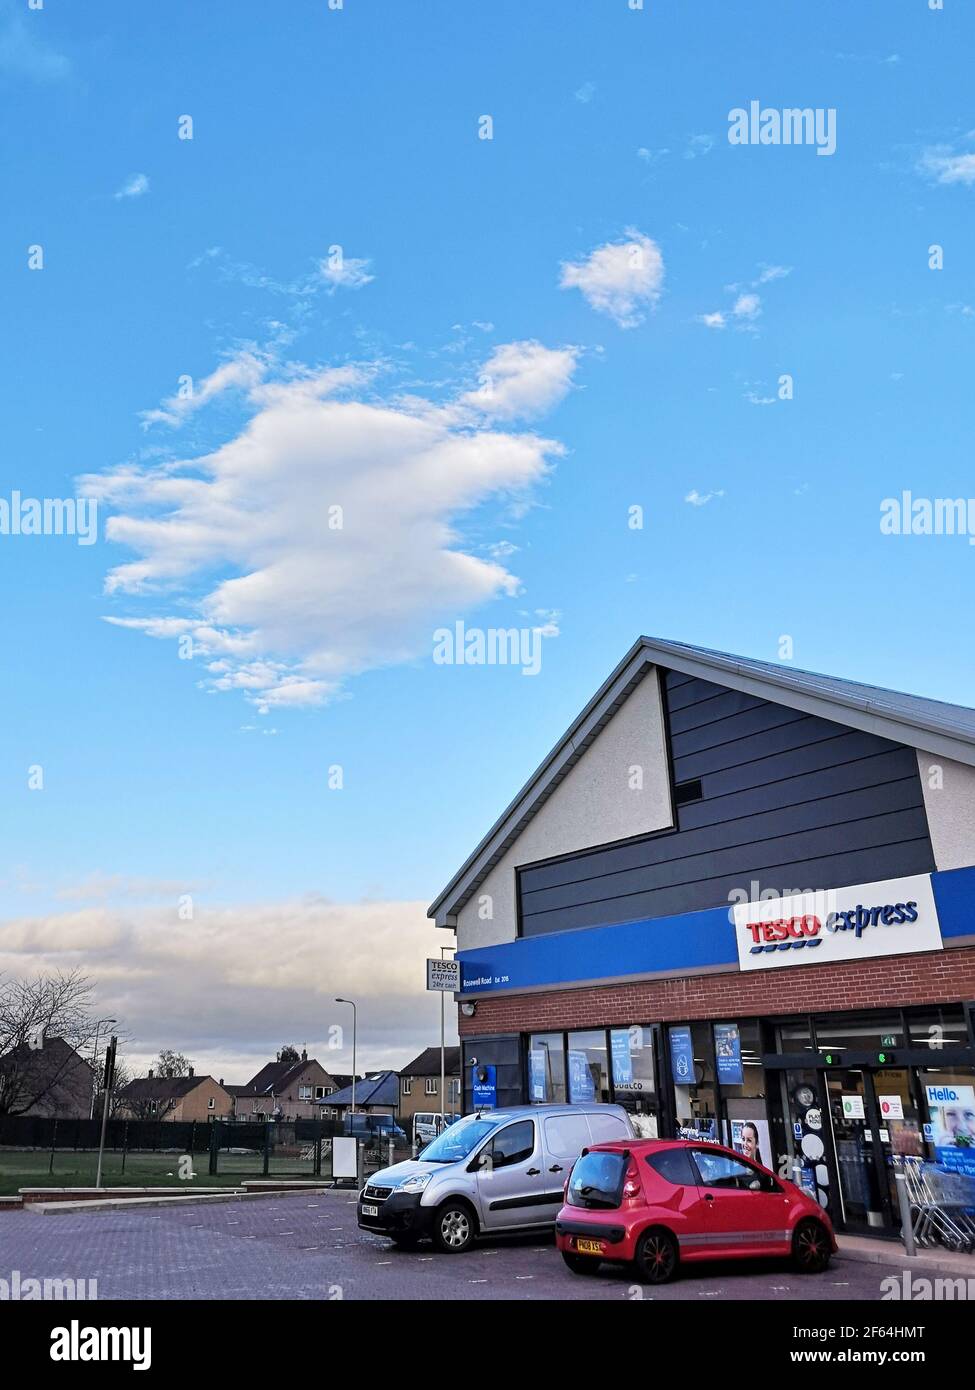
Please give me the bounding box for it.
[95,1035,117,1190]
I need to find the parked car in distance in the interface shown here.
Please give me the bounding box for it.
[358,1103,634,1253]
[344,1113,408,1146]
[556,1138,836,1284]
[413,1111,460,1148]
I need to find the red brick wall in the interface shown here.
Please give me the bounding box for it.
[458,945,975,1036]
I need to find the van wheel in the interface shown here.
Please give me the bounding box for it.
[634,1228,678,1284]
[561,1251,599,1275]
[432,1201,476,1253]
[792,1219,831,1274]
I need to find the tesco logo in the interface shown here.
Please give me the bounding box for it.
[744,900,920,955]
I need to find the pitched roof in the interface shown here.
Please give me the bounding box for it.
[318,1070,398,1108]
[241,1058,324,1096]
[118,1075,211,1102]
[428,635,975,925]
[399,1046,460,1077]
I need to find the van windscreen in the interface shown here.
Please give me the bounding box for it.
[566,1151,627,1210]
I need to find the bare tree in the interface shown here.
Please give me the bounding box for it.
[0,972,98,1116]
[154,1050,192,1079]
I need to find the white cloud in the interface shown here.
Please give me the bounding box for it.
[139,347,269,428]
[919,145,975,186]
[697,311,726,330]
[86,341,578,711]
[115,173,149,200]
[318,253,374,292]
[0,6,70,82]
[732,292,761,321]
[459,340,578,420]
[685,488,725,507]
[0,896,454,1077]
[559,230,664,328]
[754,264,792,284]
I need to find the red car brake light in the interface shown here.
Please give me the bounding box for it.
[621,1160,642,1205]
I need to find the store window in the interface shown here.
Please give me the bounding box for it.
[908,1005,970,1052]
[610,1026,658,1136]
[670,1021,717,1141]
[567,1030,610,1103]
[714,1020,772,1170]
[813,1010,904,1055]
[775,1018,814,1054]
[528,1033,566,1104]
[917,1065,975,1176]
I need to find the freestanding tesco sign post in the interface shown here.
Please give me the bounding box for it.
[426,957,460,1131]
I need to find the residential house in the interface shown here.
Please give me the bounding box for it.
[398,1047,461,1125]
[0,1037,95,1118]
[316,1070,399,1117]
[116,1070,234,1122]
[231,1050,340,1121]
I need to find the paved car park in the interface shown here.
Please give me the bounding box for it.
[1,1190,912,1300]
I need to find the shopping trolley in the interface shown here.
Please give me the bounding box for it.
[901,1157,975,1251]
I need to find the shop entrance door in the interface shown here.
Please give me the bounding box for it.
[823,1069,890,1230]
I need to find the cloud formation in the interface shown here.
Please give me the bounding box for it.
[115,173,149,200]
[560,230,664,327]
[0,895,450,1078]
[86,341,577,711]
[918,143,975,186]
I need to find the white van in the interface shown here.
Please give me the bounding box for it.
[359,1103,633,1252]
[413,1111,459,1148]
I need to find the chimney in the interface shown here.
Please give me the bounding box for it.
[188,1066,194,1077]
[301,1048,307,1063]
[148,1069,154,1079]
[218,1077,224,1086]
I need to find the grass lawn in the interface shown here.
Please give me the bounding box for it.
[0,1149,317,1197]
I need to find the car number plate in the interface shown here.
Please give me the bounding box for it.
[576,1238,603,1254]
[362,1203,379,1217]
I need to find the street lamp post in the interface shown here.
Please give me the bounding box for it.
[335,999,357,1114]
[89,1018,117,1120]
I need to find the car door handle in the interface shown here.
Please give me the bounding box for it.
[549,1164,564,1173]
[527,1167,541,1176]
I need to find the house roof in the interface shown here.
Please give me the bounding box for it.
[317,1070,399,1108]
[242,1057,325,1096]
[399,1046,460,1078]
[118,1075,213,1102]
[428,635,975,926]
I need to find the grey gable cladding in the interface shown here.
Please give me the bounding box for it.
[429,637,975,929]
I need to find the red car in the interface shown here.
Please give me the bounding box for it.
[555,1138,836,1284]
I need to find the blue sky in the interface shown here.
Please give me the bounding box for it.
[1,0,973,1076]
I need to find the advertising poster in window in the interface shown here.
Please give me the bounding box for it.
[726,1110,772,1171]
[669,1026,694,1084]
[610,1029,634,1088]
[568,1050,595,1102]
[926,1083,975,1176]
[714,1022,744,1086]
[528,1049,547,1103]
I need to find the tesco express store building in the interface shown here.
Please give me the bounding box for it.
[429,637,975,1237]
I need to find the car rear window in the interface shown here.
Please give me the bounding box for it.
[566,1151,628,1210]
[646,1148,698,1187]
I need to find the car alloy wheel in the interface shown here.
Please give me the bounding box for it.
[435,1204,474,1253]
[793,1219,831,1273]
[635,1228,678,1285]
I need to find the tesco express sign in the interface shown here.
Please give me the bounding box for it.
[733,873,943,972]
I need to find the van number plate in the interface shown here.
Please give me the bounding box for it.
[362,1204,379,1217]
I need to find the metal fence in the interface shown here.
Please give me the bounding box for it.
[0,1114,415,1191]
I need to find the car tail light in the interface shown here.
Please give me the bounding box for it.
[621,1161,642,1206]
